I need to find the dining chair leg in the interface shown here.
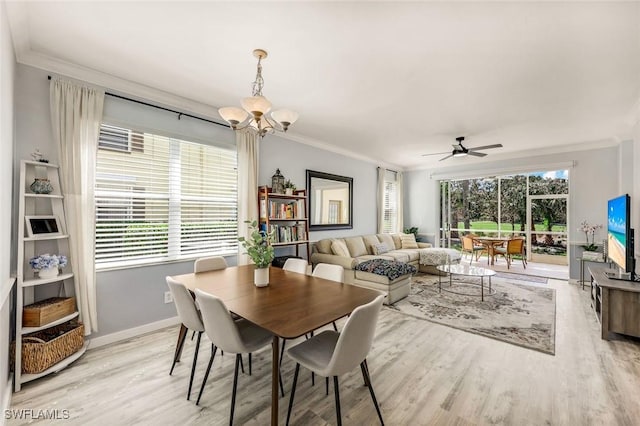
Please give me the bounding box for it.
[332,321,338,332]
[229,354,241,426]
[239,354,245,374]
[249,353,252,376]
[360,359,370,387]
[285,363,300,426]
[170,326,188,375]
[187,331,202,400]
[191,330,195,341]
[326,377,329,395]
[279,339,286,369]
[279,368,285,398]
[196,345,218,405]
[333,376,342,426]
[361,361,384,425]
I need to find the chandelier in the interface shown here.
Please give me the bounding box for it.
[218,49,298,137]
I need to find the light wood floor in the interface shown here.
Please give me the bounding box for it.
[9,279,640,425]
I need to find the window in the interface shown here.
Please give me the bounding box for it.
[382,172,398,233]
[95,125,237,268]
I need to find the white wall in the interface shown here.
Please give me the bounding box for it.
[0,0,15,414]
[11,64,379,339]
[404,146,621,279]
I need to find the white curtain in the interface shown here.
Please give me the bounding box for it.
[50,78,104,334]
[376,167,385,233]
[396,171,404,233]
[236,129,259,265]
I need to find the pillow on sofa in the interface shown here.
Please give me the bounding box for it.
[331,239,350,257]
[372,242,390,255]
[377,234,395,251]
[400,233,419,249]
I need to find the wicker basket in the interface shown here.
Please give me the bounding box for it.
[11,321,84,374]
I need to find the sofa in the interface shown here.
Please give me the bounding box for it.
[310,233,461,304]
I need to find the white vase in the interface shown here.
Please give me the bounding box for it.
[38,266,59,279]
[285,188,293,196]
[254,267,269,287]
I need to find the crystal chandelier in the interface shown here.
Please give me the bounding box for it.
[218,49,298,137]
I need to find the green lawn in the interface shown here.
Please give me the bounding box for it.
[455,221,566,232]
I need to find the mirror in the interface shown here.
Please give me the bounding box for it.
[307,170,353,230]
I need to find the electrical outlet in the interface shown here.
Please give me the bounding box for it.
[164,291,173,304]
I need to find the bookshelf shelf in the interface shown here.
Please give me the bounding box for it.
[258,186,310,260]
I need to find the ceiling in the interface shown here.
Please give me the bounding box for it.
[6,1,640,170]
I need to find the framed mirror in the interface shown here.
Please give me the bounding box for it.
[307,170,353,230]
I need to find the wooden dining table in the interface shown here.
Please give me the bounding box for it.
[472,236,510,265]
[170,265,382,425]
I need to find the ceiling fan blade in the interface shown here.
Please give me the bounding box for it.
[467,151,487,157]
[469,143,503,151]
[422,151,450,156]
[439,154,454,161]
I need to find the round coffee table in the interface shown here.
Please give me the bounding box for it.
[436,264,497,301]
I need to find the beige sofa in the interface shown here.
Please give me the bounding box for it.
[311,234,449,304]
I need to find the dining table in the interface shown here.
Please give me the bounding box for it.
[170,264,382,425]
[472,236,510,265]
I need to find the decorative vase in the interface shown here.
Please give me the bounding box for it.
[30,178,53,194]
[38,266,59,279]
[285,188,293,196]
[254,267,269,287]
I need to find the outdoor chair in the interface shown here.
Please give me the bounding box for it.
[494,237,527,269]
[461,235,486,264]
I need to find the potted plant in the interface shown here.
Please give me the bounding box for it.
[404,226,419,240]
[283,180,296,196]
[578,221,602,252]
[29,253,68,279]
[238,220,275,287]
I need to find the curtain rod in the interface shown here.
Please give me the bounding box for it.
[47,75,228,128]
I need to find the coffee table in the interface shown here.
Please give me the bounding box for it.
[436,264,497,301]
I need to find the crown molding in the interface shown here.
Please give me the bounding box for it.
[12,45,401,171]
[281,131,403,170]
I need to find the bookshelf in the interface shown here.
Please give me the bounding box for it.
[258,186,310,259]
[14,160,87,391]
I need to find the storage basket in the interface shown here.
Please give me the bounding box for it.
[11,321,84,374]
[23,297,76,327]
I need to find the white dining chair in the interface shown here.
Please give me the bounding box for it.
[194,255,228,273]
[283,258,309,274]
[166,277,205,401]
[312,263,344,283]
[285,294,386,426]
[194,289,274,424]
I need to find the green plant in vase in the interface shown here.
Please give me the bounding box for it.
[578,221,602,251]
[238,220,275,286]
[283,180,296,195]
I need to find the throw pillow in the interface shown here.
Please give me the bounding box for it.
[372,242,390,255]
[331,239,350,257]
[400,233,419,249]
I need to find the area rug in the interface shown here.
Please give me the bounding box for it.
[388,273,556,354]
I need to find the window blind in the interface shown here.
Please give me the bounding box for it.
[95,124,237,268]
[382,180,398,234]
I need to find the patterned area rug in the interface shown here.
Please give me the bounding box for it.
[389,273,556,354]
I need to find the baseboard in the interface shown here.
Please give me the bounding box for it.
[1,375,13,426]
[87,316,180,349]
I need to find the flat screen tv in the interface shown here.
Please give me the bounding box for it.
[607,194,636,281]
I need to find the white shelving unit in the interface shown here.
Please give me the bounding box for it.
[14,160,86,391]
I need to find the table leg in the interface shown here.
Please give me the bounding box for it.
[271,335,279,425]
[481,277,484,301]
[438,272,442,293]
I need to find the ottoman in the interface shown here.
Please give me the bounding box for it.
[353,259,417,304]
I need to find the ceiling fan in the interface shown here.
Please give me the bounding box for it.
[422,136,503,161]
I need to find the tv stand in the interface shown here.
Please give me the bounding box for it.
[589,265,640,340]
